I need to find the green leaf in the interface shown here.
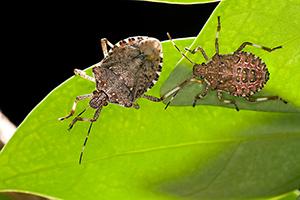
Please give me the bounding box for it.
[138,0,220,5]
[0,193,11,200]
[161,0,300,113]
[271,190,300,200]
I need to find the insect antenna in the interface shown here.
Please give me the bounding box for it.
[167,32,195,65]
[78,107,102,164]
[79,122,93,164]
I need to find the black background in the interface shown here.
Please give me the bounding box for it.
[1,1,218,125]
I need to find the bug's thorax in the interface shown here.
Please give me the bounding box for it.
[193,55,234,86]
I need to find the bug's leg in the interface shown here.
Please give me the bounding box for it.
[78,107,102,164]
[142,94,162,102]
[215,16,221,55]
[74,69,95,83]
[167,32,195,64]
[192,84,209,107]
[100,38,114,58]
[236,42,282,53]
[133,102,140,109]
[68,106,102,130]
[58,93,93,121]
[185,46,209,61]
[245,96,288,104]
[163,78,203,109]
[217,91,239,111]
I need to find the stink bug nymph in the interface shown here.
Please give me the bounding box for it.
[59,36,163,164]
[163,16,287,110]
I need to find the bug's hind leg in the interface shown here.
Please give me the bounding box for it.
[245,96,288,104]
[236,42,282,53]
[58,93,93,121]
[192,84,209,107]
[217,91,239,111]
[100,38,114,58]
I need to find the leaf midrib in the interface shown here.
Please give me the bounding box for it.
[1,132,298,186]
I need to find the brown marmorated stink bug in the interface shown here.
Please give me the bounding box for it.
[59,36,163,164]
[163,16,287,110]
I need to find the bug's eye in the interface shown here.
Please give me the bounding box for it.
[193,65,204,77]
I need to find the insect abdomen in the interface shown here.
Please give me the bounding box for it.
[232,52,269,97]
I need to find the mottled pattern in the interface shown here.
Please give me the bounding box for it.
[91,36,163,108]
[195,52,268,97]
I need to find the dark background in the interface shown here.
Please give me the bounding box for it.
[1,1,218,125]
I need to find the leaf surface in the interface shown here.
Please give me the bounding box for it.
[0,0,300,199]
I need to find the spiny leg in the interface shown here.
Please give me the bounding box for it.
[236,42,282,53]
[166,32,195,64]
[68,108,87,130]
[245,95,288,104]
[131,94,161,109]
[68,106,101,130]
[185,46,209,61]
[217,91,239,111]
[58,93,93,121]
[74,69,95,83]
[163,77,203,109]
[100,38,114,58]
[215,16,221,55]
[192,84,209,107]
[78,107,102,164]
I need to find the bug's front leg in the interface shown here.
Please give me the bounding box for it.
[132,102,140,109]
[58,93,93,121]
[217,91,239,111]
[68,106,102,130]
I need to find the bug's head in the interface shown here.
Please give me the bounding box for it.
[193,64,206,79]
[139,38,162,61]
[89,90,108,109]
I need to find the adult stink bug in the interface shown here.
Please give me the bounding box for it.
[163,16,287,110]
[59,36,163,163]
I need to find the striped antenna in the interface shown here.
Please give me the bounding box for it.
[167,32,195,65]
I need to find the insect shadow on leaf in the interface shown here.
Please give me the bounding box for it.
[59,36,163,164]
[162,16,287,111]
